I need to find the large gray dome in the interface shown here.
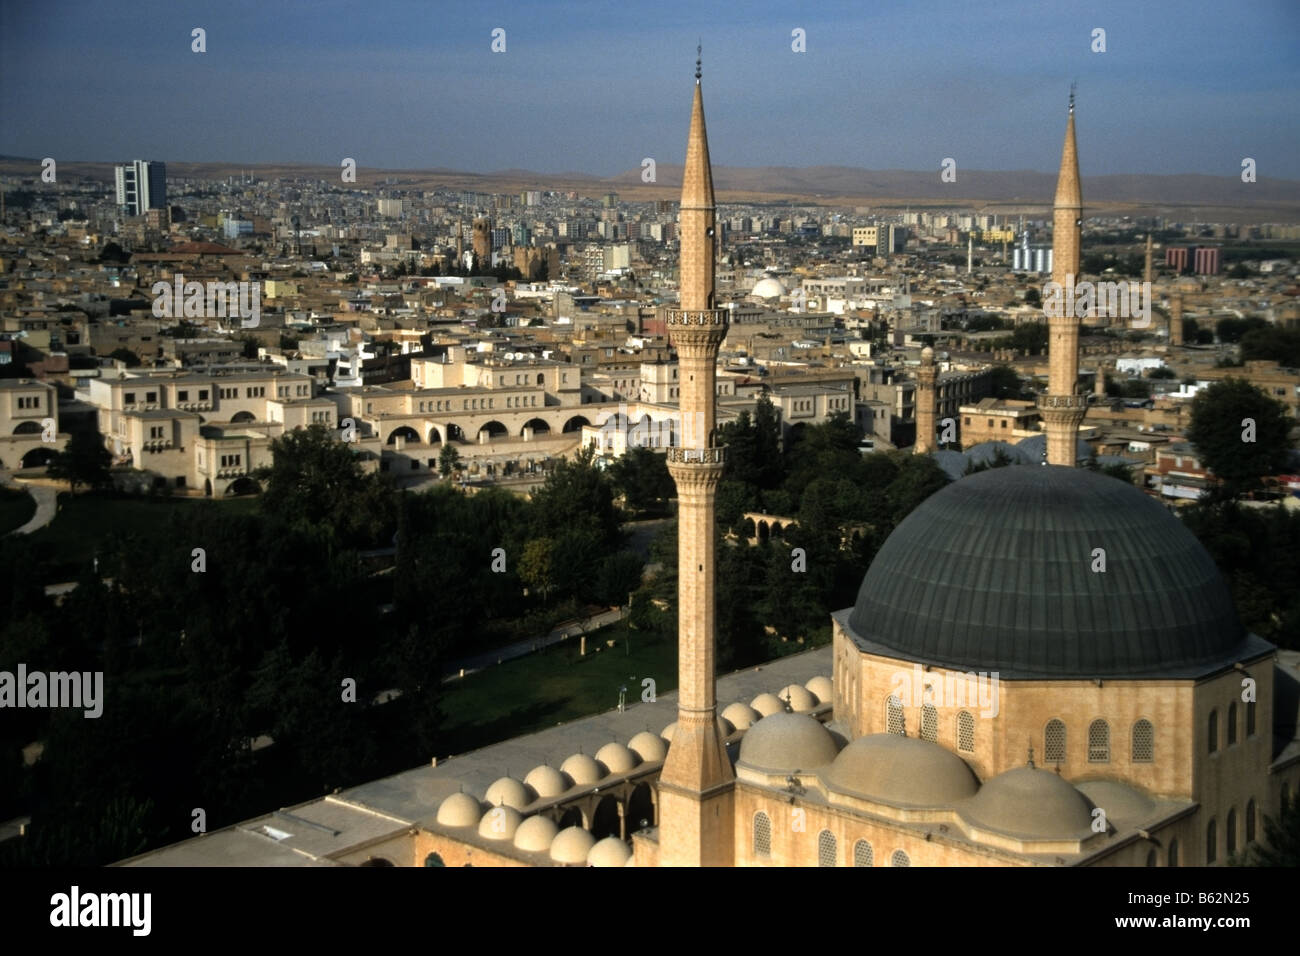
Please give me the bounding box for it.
[844,466,1255,678]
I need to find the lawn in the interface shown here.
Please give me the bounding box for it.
[0,486,37,534]
[24,492,260,570]
[437,619,678,756]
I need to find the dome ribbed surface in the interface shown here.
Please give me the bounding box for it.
[846,466,1247,677]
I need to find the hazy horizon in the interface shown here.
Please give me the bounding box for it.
[2,0,1298,178]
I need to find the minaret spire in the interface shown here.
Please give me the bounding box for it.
[1040,88,1086,467]
[695,41,701,82]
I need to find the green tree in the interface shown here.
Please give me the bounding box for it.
[987,365,1025,400]
[1186,379,1291,499]
[46,428,112,493]
[608,446,674,515]
[1240,327,1300,368]
[438,443,462,478]
[1242,793,1300,866]
[519,537,555,603]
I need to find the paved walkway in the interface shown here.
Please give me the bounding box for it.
[441,606,627,681]
[2,475,57,535]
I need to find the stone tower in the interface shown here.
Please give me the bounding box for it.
[1170,292,1184,346]
[471,217,492,266]
[656,51,736,867]
[1144,233,1154,286]
[1039,90,1088,467]
[914,346,937,454]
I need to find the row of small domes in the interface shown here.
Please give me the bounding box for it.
[661,676,833,741]
[434,796,632,865]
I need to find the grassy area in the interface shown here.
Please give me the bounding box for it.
[0,486,37,534]
[25,491,260,570]
[438,619,678,756]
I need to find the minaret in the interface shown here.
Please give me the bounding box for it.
[914,346,937,454]
[656,48,735,867]
[1144,233,1153,286]
[1170,292,1184,346]
[1039,88,1087,467]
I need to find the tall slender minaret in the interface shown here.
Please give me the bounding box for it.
[655,48,735,868]
[914,346,937,454]
[1144,233,1153,286]
[1040,88,1087,467]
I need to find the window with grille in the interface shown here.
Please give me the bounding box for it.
[957,711,975,753]
[1246,701,1256,737]
[817,830,836,867]
[1226,809,1237,857]
[1131,719,1154,763]
[1246,800,1256,844]
[1045,719,1066,762]
[753,812,771,858]
[1208,710,1218,754]
[887,696,904,735]
[1227,703,1237,746]
[1206,820,1217,864]
[891,850,910,868]
[921,704,938,742]
[1087,719,1109,762]
[853,840,873,867]
[1168,838,1178,867]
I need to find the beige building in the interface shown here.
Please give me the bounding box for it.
[0,378,67,470]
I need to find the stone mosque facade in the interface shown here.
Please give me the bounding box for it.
[124,65,1300,870]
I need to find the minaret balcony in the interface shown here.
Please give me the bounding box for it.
[667,446,726,466]
[1038,394,1089,410]
[666,309,728,328]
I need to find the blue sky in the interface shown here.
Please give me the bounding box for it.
[2,0,1298,178]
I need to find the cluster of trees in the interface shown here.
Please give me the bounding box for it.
[632,397,950,671]
[977,321,1048,356]
[0,429,644,866]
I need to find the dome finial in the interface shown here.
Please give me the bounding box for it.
[696,41,702,81]
[1027,741,1036,769]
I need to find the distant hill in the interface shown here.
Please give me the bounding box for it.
[2,157,1296,220]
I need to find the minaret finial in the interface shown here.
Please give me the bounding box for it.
[696,41,702,81]
[1069,81,1076,113]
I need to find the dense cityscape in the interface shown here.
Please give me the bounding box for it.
[1,5,1298,935]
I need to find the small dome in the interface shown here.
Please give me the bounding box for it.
[484,776,532,810]
[718,716,735,735]
[512,814,559,852]
[738,712,841,775]
[560,753,605,786]
[550,827,597,864]
[778,684,817,713]
[587,836,632,867]
[435,792,482,828]
[825,734,979,807]
[628,731,668,763]
[804,676,833,704]
[751,276,786,299]
[660,721,678,742]
[524,764,569,799]
[595,742,639,775]
[722,702,761,730]
[921,345,934,362]
[477,805,523,841]
[751,692,786,717]
[1075,780,1157,824]
[961,767,1093,840]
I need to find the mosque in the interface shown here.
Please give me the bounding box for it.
[123,61,1300,869]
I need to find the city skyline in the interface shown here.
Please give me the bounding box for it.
[2,0,1299,178]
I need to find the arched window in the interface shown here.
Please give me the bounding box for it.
[890,850,910,868]
[1246,799,1256,844]
[423,852,445,867]
[1044,719,1066,763]
[921,704,938,743]
[1132,719,1154,763]
[1145,849,1157,867]
[1206,819,1217,864]
[817,829,837,867]
[853,839,873,867]
[957,711,975,753]
[887,695,904,735]
[753,811,772,858]
[1226,808,1237,857]
[1227,702,1237,746]
[1246,700,1256,737]
[1168,838,1179,867]
[1208,709,1218,753]
[1088,719,1110,763]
